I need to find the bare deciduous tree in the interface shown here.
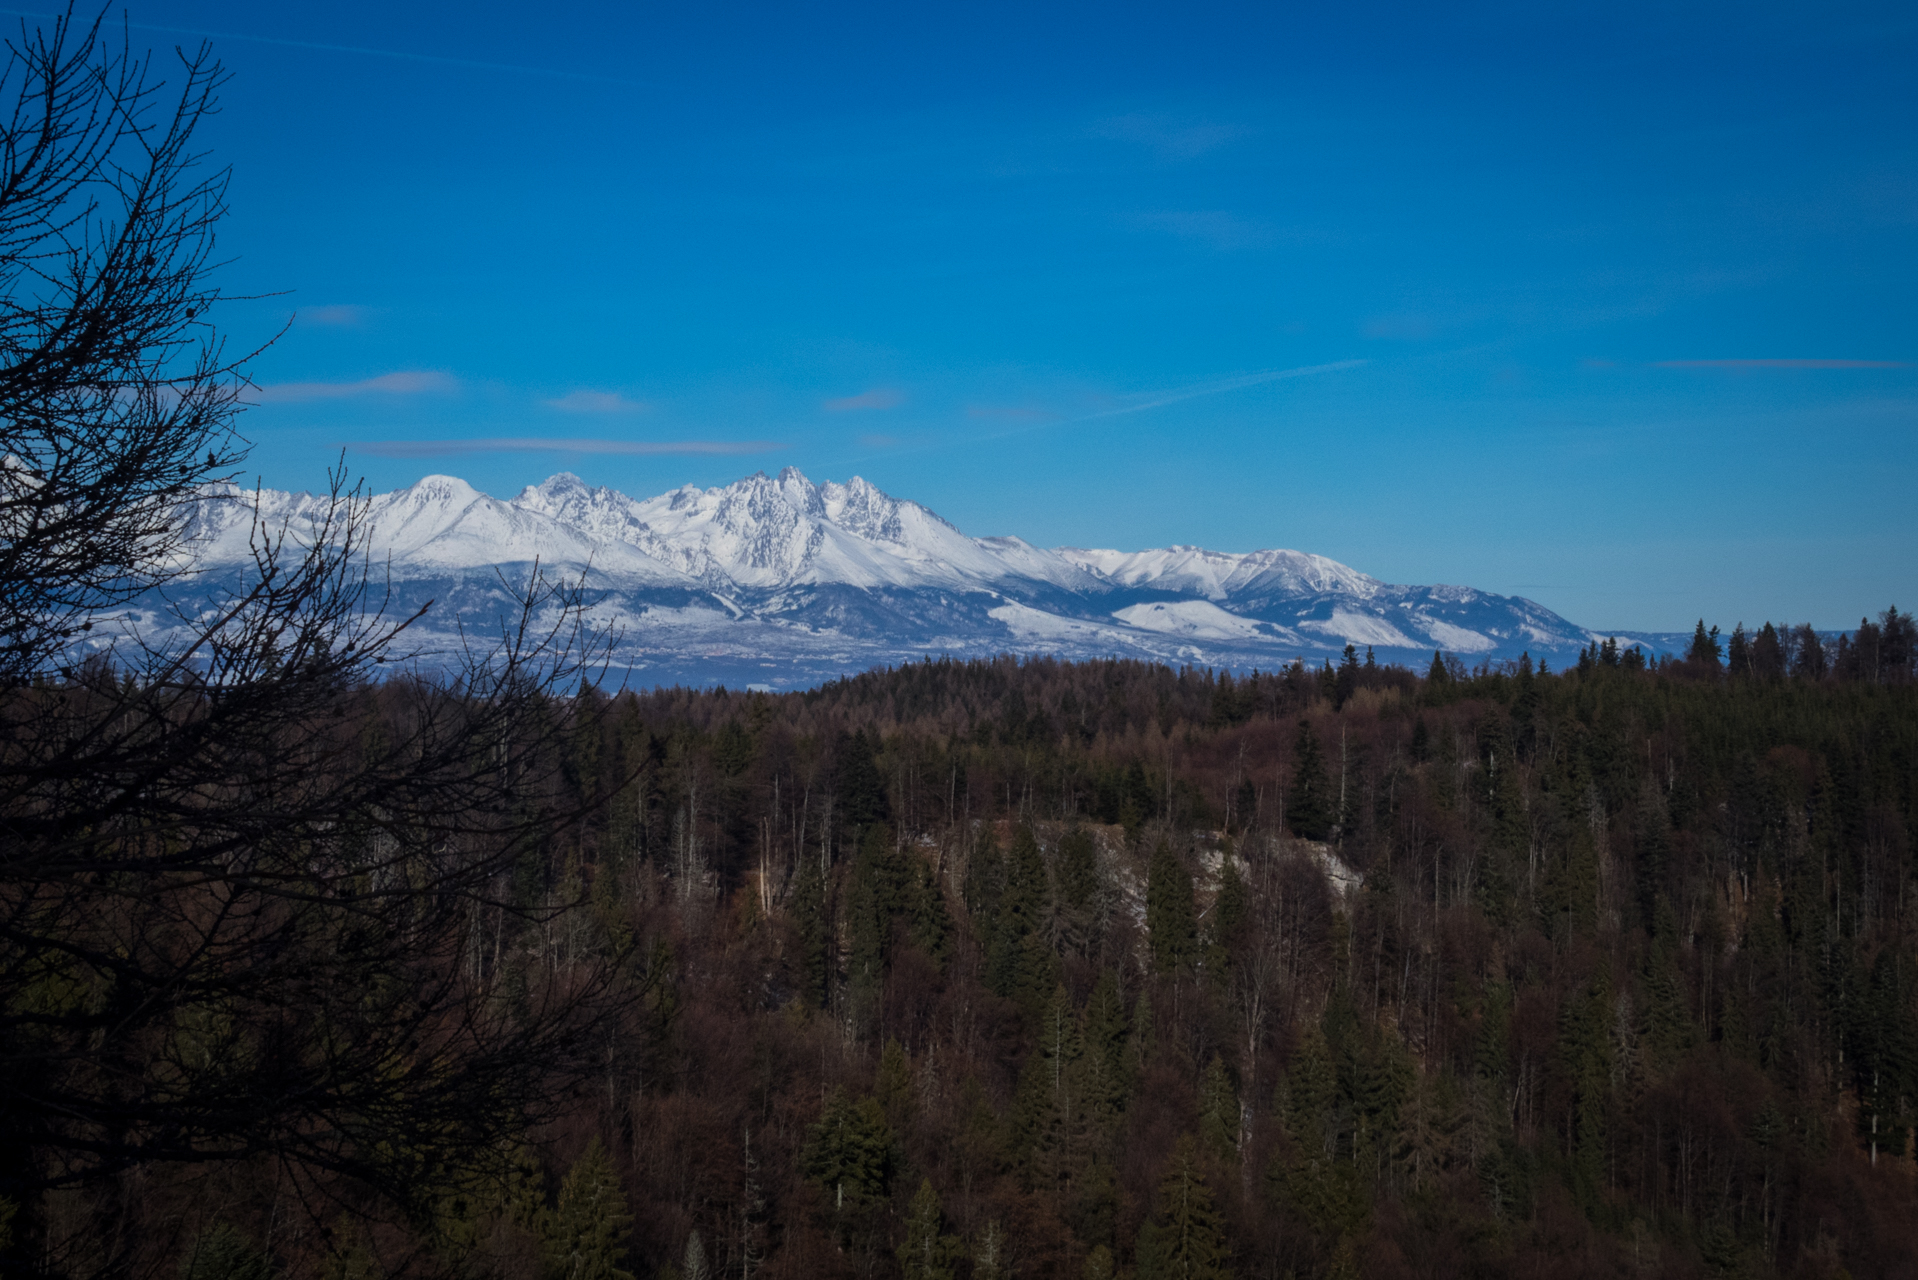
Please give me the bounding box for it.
[0,13,642,1276]
[0,8,252,680]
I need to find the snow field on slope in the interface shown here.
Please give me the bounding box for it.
[155,466,1611,668]
[1110,600,1268,640]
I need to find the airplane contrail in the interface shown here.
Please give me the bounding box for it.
[963,358,1369,444]
[1069,359,1369,424]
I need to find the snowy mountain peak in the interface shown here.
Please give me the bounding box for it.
[821,475,909,544]
[159,467,1614,686]
[601,468,1016,590]
[514,471,589,504]
[367,475,494,555]
[401,474,481,505]
[510,471,654,548]
[1058,543,1378,602]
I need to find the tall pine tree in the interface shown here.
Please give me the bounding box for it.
[1287,719,1333,841]
[1146,842,1197,973]
[986,824,1057,1008]
[839,728,890,834]
[543,1138,635,1280]
[898,1180,961,1280]
[1134,1136,1232,1280]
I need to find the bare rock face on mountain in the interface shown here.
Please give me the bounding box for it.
[138,467,1638,688]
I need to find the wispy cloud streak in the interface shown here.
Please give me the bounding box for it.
[300,304,367,327]
[824,388,903,412]
[1094,114,1247,159]
[544,390,651,414]
[1134,210,1273,250]
[1073,360,1369,422]
[256,370,458,403]
[953,360,1368,448]
[967,405,1057,422]
[1654,358,1910,369]
[350,438,780,458]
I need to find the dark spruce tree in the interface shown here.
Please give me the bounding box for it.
[1334,643,1360,709]
[985,824,1056,1008]
[1134,1136,1232,1280]
[1145,841,1197,973]
[838,728,891,836]
[1286,718,1334,840]
[1687,618,1723,671]
[1727,623,1751,676]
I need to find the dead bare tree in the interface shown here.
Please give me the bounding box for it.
[0,13,643,1277]
[1,479,644,1279]
[0,7,252,681]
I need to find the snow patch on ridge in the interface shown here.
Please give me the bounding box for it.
[1061,544,1378,601]
[1299,609,1420,649]
[989,603,1121,643]
[1112,600,1266,640]
[1423,619,1500,653]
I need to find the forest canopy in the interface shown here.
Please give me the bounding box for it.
[0,15,1912,1279]
[12,609,1913,1279]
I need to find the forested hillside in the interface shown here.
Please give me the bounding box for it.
[11,611,1918,1280]
[2,9,1908,1278]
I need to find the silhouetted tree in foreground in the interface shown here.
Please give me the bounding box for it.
[0,12,634,1276]
[0,8,257,682]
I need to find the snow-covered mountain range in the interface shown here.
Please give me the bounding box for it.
[160,468,1666,688]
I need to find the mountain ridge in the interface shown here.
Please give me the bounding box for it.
[154,467,1667,688]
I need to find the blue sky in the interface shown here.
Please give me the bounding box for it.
[72,1,1917,631]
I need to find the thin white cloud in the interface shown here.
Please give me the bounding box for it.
[1095,114,1247,160]
[824,388,903,412]
[1135,210,1273,251]
[349,437,780,458]
[1653,358,1910,369]
[544,390,652,414]
[300,304,367,327]
[257,370,458,403]
[967,405,1058,423]
[1075,360,1370,422]
[1363,314,1438,341]
[962,360,1369,445]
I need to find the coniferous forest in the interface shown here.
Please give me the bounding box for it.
[2,15,1916,1280]
[12,609,1917,1280]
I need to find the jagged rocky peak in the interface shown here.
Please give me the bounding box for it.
[156,465,1617,673]
[716,467,827,524]
[821,475,913,543]
[514,470,590,506]
[647,468,952,549]
[1057,542,1376,602]
[512,472,652,542]
[774,464,828,513]
[649,467,824,521]
[623,468,835,586]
